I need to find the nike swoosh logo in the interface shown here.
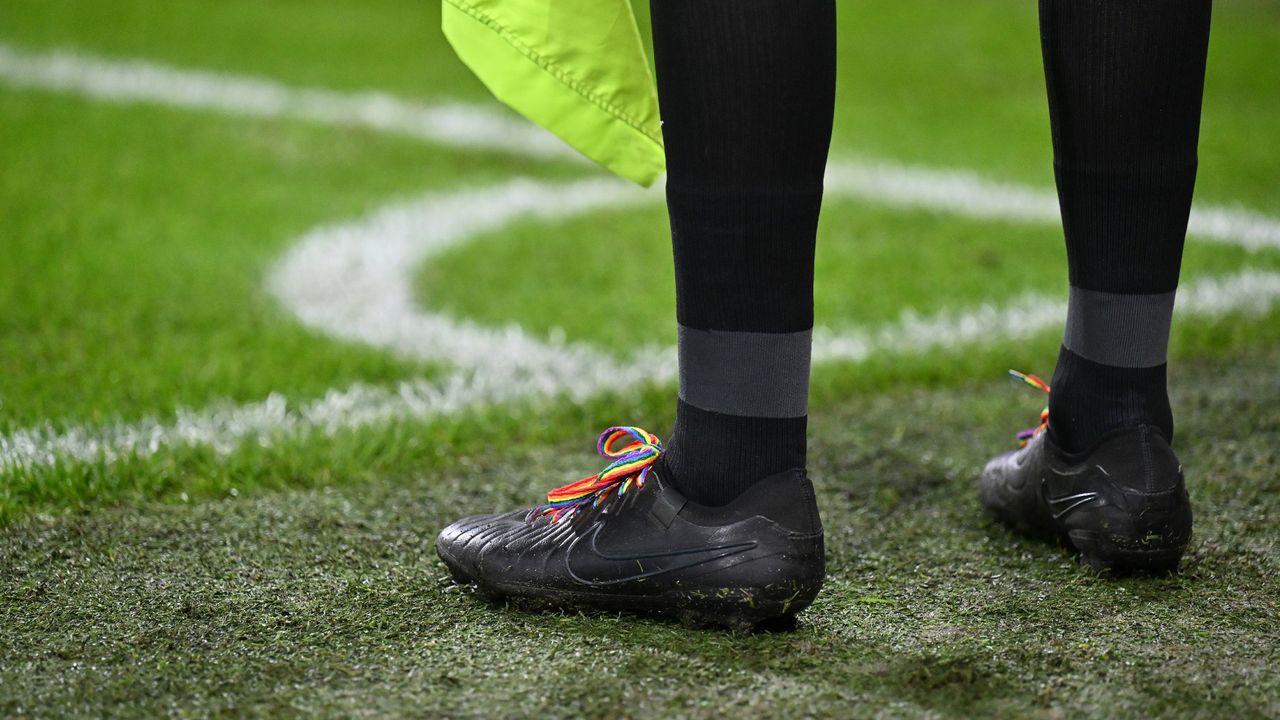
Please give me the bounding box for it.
[1000,444,1039,491]
[564,522,757,587]
[1044,489,1101,519]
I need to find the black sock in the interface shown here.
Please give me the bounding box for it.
[650,0,835,505]
[1039,0,1212,453]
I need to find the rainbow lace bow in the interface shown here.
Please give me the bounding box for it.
[529,426,664,523]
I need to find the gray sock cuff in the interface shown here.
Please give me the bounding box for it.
[677,326,811,418]
[1063,286,1176,368]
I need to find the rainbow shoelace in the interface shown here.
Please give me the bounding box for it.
[1008,369,1051,447]
[528,426,664,523]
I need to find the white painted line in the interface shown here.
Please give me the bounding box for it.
[1,44,1278,473]
[1,378,489,470]
[1184,206,1280,252]
[815,268,1280,363]
[0,41,573,160]
[268,176,671,397]
[3,41,1279,251]
[266,168,1280,382]
[826,160,1280,251]
[6,267,1278,472]
[825,161,1061,225]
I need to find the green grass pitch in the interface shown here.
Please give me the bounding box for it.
[1,0,1278,716]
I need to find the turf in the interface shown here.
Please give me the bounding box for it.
[1,0,1278,715]
[2,348,1277,718]
[0,89,581,432]
[0,0,488,101]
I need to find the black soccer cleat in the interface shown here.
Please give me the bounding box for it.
[436,426,825,631]
[979,372,1192,574]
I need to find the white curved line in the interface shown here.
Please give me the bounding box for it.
[2,44,1279,473]
[266,166,1280,376]
[267,176,673,397]
[6,267,1279,472]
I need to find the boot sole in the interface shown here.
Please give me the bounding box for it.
[437,547,820,633]
[984,497,1192,575]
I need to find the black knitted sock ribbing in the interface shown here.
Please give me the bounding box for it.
[1039,0,1212,453]
[650,0,835,505]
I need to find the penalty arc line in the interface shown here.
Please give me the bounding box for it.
[4,171,1280,471]
[5,268,1279,472]
[266,171,1280,389]
[5,266,1279,472]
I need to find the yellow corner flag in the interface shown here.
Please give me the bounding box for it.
[441,0,666,186]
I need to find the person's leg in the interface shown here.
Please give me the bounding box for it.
[653,0,835,506]
[1042,0,1212,453]
[979,0,1211,573]
[438,0,835,627]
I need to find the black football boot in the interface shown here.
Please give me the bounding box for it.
[436,427,825,631]
[979,374,1192,574]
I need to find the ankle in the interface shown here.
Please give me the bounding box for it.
[1048,372,1173,454]
[662,400,806,506]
